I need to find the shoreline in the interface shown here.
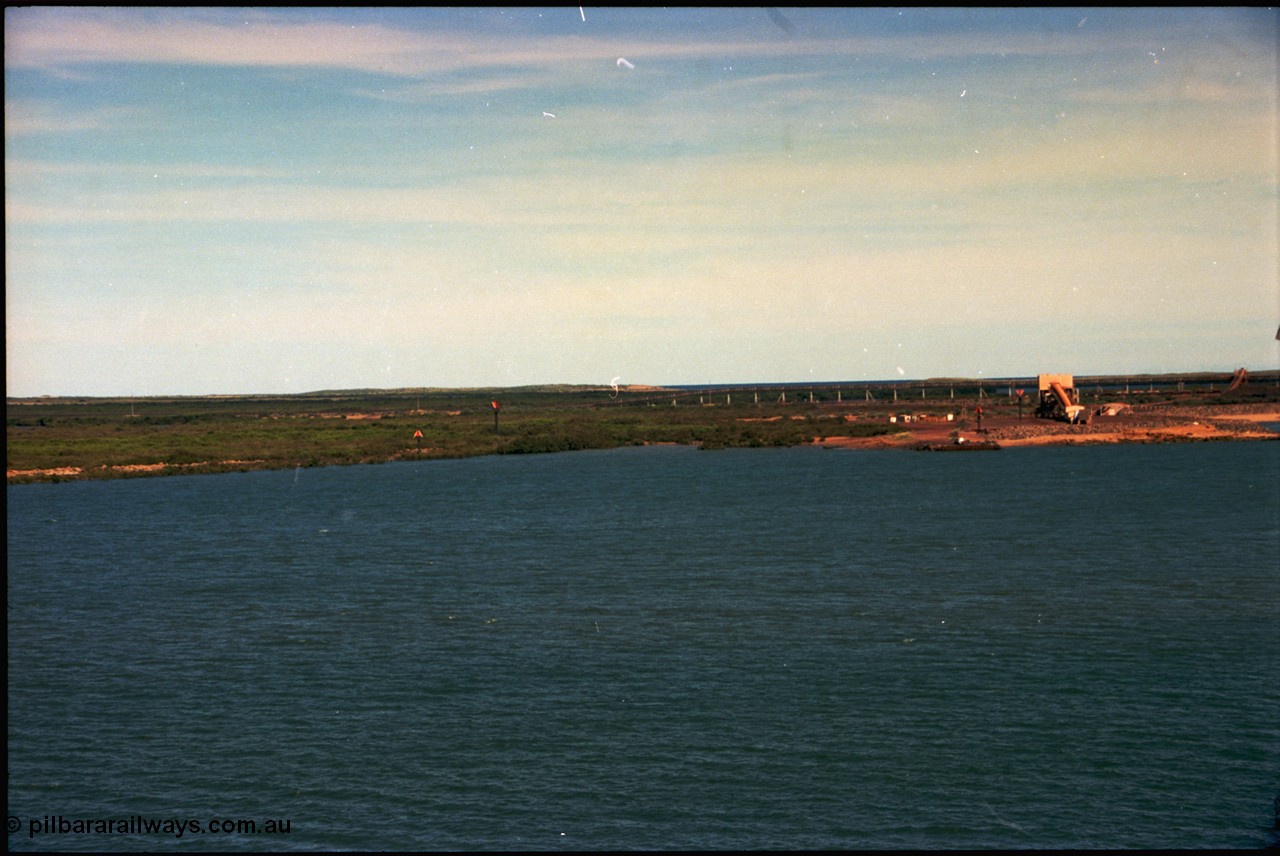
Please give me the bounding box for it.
[10,412,1278,484]
[9,386,1278,484]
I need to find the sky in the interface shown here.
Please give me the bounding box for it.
[5,6,1278,397]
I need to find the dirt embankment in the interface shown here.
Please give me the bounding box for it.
[990,404,1278,447]
[815,403,1279,450]
[7,459,268,481]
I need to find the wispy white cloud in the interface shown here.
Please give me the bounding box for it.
[4,100,148,136]
[6,10,447,75]
[6,108,1270,235]
[11,7,1248,77]
[6,9,742,77]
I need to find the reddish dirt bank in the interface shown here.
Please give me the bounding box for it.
[814,405,1280,450]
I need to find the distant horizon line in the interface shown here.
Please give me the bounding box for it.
[7,367,1275,401]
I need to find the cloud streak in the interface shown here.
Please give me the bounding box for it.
[12,7,1263,75]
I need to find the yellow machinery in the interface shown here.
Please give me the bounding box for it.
[1036,374,1086,423]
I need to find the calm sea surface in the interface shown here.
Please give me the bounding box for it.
[8,443,1280,850]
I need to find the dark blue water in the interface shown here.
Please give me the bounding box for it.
[8,443,1280,850]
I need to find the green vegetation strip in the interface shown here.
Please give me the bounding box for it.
[9,379,1275,483]
[7,387,905,482]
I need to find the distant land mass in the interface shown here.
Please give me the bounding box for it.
[10,369,1277,402]
[7,369,1277,484]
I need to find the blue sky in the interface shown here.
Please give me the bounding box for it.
[6,7,1278,396]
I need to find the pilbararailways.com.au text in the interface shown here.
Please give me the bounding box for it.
[12,815,292,839]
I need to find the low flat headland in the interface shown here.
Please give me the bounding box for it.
[8,374,1278,483]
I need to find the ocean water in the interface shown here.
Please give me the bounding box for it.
[7,443,1279,850]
